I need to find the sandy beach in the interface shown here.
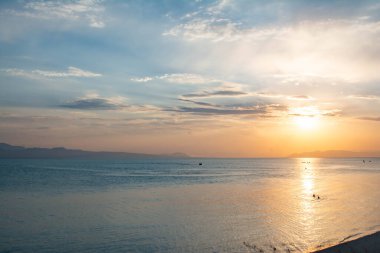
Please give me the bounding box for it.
[312,231,380,253]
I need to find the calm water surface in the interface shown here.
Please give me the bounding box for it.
[0,158,379,252]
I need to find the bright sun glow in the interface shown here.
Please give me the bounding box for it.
[290,106,321,130]
[294,116,319,130]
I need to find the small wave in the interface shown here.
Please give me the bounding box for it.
[339,232,362,243]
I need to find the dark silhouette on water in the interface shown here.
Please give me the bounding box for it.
[199,162,202,166]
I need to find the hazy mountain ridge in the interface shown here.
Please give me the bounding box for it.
[0,143,189,159]
[289,150,380,158]
[2,143,379,158]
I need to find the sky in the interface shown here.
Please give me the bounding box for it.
[1,0,380,157]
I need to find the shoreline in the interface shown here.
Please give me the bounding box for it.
[312,231,380,253]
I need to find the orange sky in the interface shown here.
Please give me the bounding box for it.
[1,1,380,157]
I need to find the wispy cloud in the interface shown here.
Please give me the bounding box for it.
[163,3,380,83]
[2,67,102,79]
[178,98,218,107]
[163,0,240,42]
[358,116,380,121]
[182,90,247,98]
[60,93,161,113]
[288,106,341,117]
[164,0,380,45]
[131,73,219,85]
[163,18,244,42]
[168,103,286,116]
[159,73,218,84]
[287,95,314,100]
[130,77,153,82]
[9,0,105,28]
[255,92,284,98]
[347,95,380,100]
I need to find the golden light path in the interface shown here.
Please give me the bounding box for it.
[299,158,317,249]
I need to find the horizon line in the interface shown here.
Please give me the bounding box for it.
[1,142,380,159]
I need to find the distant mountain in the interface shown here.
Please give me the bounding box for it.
[0,143,189,159]
[289,150,380,158]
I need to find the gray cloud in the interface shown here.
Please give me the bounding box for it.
[61,97,125,110]
[168,104,286,116]
[172,107,265,115]
[182,90,247,98]
[322,111,341,117]
[358,116,380,121]
[178,98,217,107]
[60,94,161,112]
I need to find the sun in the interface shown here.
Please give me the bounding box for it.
[294,116,319,130]
[289,106,321,130]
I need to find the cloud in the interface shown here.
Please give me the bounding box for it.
[287,95,314,100]
[131,73,219,85]
[178,98,218,107]
[2,67,102,79]
[62,98,120,110]
[164,0,380,44]
[320,109,342,117]
[162,0,237,41]
[60,93,161,112]
[61,94,126,110]
[158,73,218,84]
[163,18,243,42]
[255,92,284,98]
[204,0,232,16]
[10,0,105,28]
[163,0,280,42]
[163,3,380,83]
[34,67,102,78]
[347,95,380,100]
[288,106,341,117]
[172,107,263,115]
[130,77,153,82]
[358,116,380,121]
[182,90,247,98]
[168,103,286,116]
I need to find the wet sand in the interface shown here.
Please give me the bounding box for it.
[312,231,380,253]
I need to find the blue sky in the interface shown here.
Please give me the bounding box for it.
[1,0,380,156]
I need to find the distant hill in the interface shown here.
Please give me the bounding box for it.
[289,150,380,158]
[0,143,189,159]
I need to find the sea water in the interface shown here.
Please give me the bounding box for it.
[0,158,379,252]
